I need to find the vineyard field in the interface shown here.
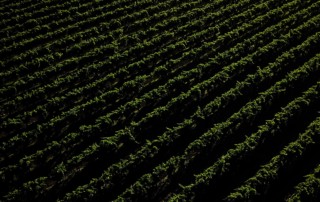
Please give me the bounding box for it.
[1,0,320,201]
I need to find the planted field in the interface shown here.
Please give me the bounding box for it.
[1,0,320,201]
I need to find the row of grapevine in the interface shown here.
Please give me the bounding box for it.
[288,162,320,201]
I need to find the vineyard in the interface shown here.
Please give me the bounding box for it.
[1,0,320,201]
